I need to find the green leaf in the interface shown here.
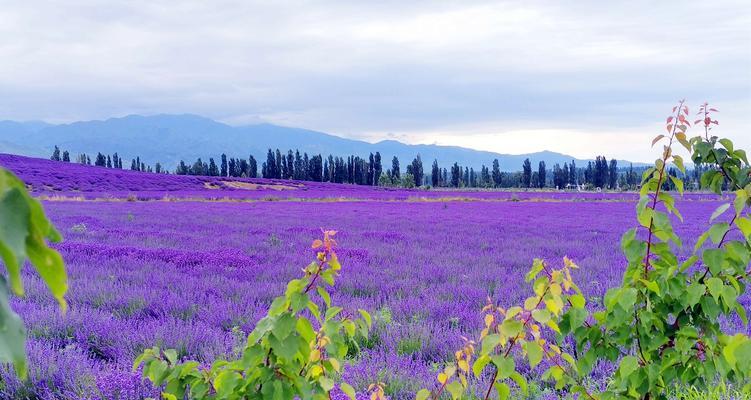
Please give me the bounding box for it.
[685,283,705,308]
[719,138,734,153]
[446,381,463,400]
[324,306,343,321]
[694,231,710,252]
[669,175,684,195]
[499,320,523,338]
[531,309,550,323]
[735,149,749,165]
[710,203,731,222]
[496,382,510,400]
[25,240,67,311]
[0,277,27,379]
[734,189,749,215]
[525,259,544,282]
[709,223,730,244]
[296,316,316,343]
[639,279,660,295]
[706,277,724,301]
[722,334,746,368]
[618,288,638,311]
[736,303,748,326]
[472,354,491,377]
[736,217,751,240]
[163,349,177,365]
[567,308,588,330]
[710,172,724,194]
[0,189,30,297]
[317,287,331,308]
[618,355,639,379]
[735,341,751,374]
[358,309,372,328]
[492,355,516,379]
[416,389,431,400]
[481,334,500,355]
[569,293,585,309]
[318,376,335,392]
[524,341,543,368]
[272,313,296,340]
[213,370,241,397]
[703,249,725,275]
[509,371,528,394]
[673,155,685,173]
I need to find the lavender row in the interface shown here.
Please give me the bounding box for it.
[2,153,723,202]
[4,198,745,399]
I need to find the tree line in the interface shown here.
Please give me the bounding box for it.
[50,145,698,191]
[50,146,166,173]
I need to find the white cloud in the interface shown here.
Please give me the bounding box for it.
[0,0,749,159]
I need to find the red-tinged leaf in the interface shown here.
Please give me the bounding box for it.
[666,124,673,133]
[666,116,673,124]
[712,120,719,125]
[710,108,719,112]
[672,106,677,113]
[694,119,702,125]
[312,239,323,249]
[652,135,665,147]
[679,114,686,123]
[683,106,689,115]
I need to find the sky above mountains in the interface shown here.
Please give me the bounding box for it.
[1,1,750,161]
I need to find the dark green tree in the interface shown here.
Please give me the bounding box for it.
[248,155,258,178]
[286,150,294,179]
[367,153,375,185]
[391,156,400,182]
[265,149,276,179]
[522,158,532,188]
[50,146,61,161]
[373,152,382,186]
[451,162,461,187]
[410,155,424,187]
[431,159,440,187]
[492,159,501,187]
[538,161,546,188]
[221,154,228,177]
[608,158,618,189]
[569,160,577,186]
[275,149,283,179]
[208,158,219,176]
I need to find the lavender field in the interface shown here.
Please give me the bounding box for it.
[1,155,747,399]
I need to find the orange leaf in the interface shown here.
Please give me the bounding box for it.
[312,239,323,249]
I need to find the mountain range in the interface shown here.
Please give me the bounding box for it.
[0,114,637,171]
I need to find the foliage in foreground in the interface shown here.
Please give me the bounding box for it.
[135,230,374,399]
[0,168,68,378]
[415,101,751,400]
[137,101,751,399]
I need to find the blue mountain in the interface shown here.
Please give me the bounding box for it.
[0,114,633,171]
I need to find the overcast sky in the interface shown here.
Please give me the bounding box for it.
[1,1,750,161]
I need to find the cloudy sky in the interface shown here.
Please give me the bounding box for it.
[1,1,750,161]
